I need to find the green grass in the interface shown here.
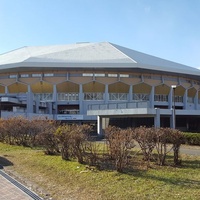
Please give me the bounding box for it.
[0,143,200,200]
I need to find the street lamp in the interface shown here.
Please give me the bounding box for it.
[0,97,1,118]
[171,85,177,129]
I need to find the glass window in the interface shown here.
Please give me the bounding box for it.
[120,74,129,77]
[108,74,118,77]
[32,74,42,77]
[82,73,93,77]
[9,74,17,78]
[44,73,54,77]
[20,74,29,78]
[94,73,105,77]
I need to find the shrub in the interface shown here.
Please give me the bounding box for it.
[0,117,34,146]
[105,126,135,172]
[167,129,184,165]
[35,120,60,155]
[154,128,172,166]
[133,126,156,167]
[182,132,200,146]
[55,124,92,163]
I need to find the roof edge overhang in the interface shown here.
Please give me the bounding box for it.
[1,61,200,81]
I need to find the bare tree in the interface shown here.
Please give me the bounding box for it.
[132,126,156,168]
[154,128,173,166]
[105,126,135,172]
[36,120,59,155]
[56,124,91,163]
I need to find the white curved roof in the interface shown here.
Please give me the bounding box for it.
[0,42,200,79]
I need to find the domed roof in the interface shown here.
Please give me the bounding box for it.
[0,42,199,79]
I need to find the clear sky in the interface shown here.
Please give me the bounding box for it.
[0,0,200,67]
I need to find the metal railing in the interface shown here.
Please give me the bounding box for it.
[133,93,149,101]
[109,93,128,101]
[58,109,80,114]
[34,93,53,101]
[154,94,168,102]
[88,101,149,110]
[57,93,79,101]
[173,96,183,103]
[84,93,104,100]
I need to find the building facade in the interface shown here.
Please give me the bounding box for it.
[0,42,200,132]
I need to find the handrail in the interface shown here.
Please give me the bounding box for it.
[88,101,149,110]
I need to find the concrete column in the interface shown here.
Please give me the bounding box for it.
[5,86,8,94]
[53,84,57,101]
[141,75,144,82]
[170,109,175,129]
[35,96,39,114]
[26,85,34,114]
[183,89,187,109]
[194,91,198,110]
[154,108,160,128]
[150,86,154,108]
[129,85,133,102]
[79,84,83,114]
[97,115,103,135]
[105,84,109,103]
[47,102,52,114]
[53,84,57,115]
[169,87,173,109]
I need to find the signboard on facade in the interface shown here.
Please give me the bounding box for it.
[57,115,83,120]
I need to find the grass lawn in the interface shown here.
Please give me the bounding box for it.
[0,142,200,200]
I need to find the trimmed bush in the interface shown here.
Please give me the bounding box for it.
[183,132,200,146]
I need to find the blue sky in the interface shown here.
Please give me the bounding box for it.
[0,0,200,67]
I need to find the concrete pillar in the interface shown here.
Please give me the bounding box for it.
[170,109,175,129]
[47,102,52,114]
[154,108,160,128]
[35,96,40,114]
[53,85,57,102]
[26,85,34,114]
[79,84,83,114]
[194,91,198,110]
[5,86,8,94]
[129,85,133,102]
[105,84,109,103]
[169,87,173,109]
[183,89,187,109]
[97,115,103,135]
[150,86,154,108]
[53,85,57,115]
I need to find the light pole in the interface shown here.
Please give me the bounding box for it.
[0,97,1,118]
[171,85,177,129]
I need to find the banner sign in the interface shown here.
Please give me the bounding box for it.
[57,115,83,120]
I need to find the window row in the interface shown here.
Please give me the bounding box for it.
[3,73,146,79]
[33,93,193,103]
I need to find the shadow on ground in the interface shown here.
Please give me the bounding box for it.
[0,156,13,168]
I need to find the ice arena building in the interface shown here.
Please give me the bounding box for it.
[0,42,200,133]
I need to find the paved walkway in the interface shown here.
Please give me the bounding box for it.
[180,145,200,156]
[0,169,43,200]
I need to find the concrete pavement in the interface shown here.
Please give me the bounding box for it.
[0,169,43,200]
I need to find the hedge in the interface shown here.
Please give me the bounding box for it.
[182,132,200,146]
